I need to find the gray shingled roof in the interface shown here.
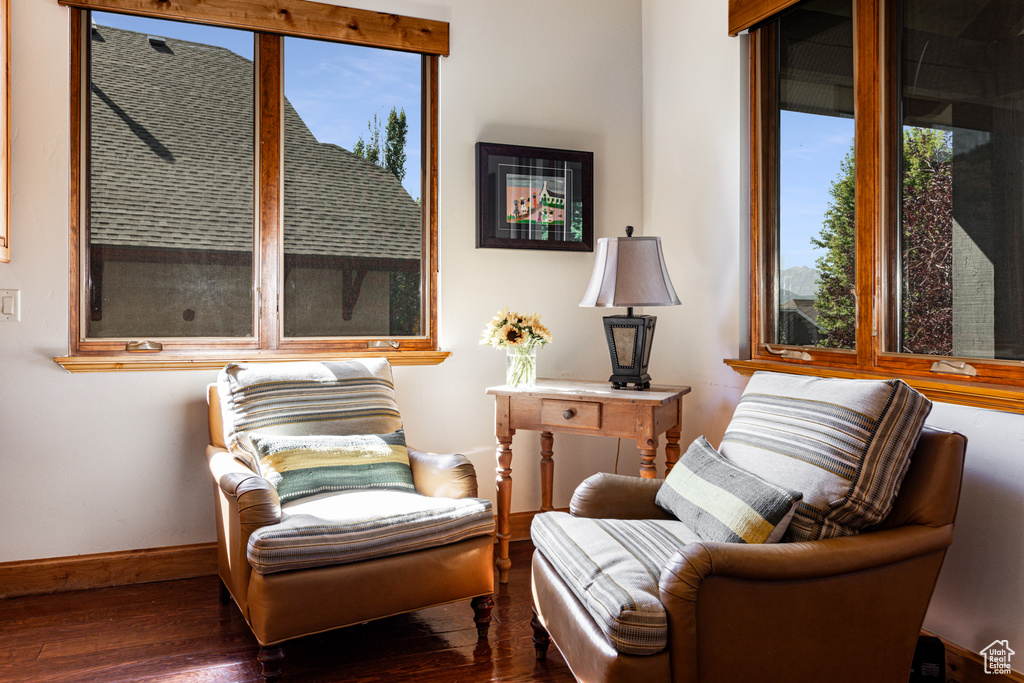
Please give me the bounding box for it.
[88,25,420,262]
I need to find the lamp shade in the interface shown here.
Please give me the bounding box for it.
[579,235,680,308]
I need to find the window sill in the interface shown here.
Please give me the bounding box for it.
[725,358,1024,415]
[54,349,452,373]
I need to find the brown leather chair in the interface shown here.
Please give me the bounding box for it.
[207,381,495,681]
[531,426,966,683]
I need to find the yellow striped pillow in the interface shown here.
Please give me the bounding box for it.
[656,436,802,544]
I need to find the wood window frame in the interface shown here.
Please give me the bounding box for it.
[727,0,1024,415]
[56,0,448,372]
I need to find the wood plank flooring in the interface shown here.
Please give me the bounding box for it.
[0,541,574,682]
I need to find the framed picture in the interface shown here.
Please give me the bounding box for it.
[476,142,593,251]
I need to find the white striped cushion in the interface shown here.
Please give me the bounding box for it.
[247,490,494,574]
[720,371,932,542]
[218,359,403,454]
[531,511,700,655]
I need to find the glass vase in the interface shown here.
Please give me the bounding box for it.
[506,346,537,388]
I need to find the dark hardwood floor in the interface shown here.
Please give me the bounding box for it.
[0,541,574,682]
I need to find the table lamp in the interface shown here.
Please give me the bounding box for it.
[579,226,680,389]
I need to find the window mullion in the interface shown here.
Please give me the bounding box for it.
[853,0,881,368]
[257,33,282,350]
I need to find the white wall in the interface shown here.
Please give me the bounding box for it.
[640,0,746,448]
[5,0,1021,666]
[0,0,643,562]
[642,0,1024,661]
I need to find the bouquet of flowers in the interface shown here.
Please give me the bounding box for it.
[481,307,552,387]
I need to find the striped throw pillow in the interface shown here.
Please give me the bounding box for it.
[720,371,932,542]
[217,359,403,453]
[247,430,415,504]
[656,436,803,544]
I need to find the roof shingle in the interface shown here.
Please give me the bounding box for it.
[89,25,420,262]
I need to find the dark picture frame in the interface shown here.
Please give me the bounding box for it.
[476,142,593,251]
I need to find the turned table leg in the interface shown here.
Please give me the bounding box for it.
[540,431,554,512]
[495,435,513,584]
[638,409,659,478]
[665,402,682,475]
[639,445,658,478]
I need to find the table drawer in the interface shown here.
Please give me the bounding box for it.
[540,399,602,430]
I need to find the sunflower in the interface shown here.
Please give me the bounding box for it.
[532,322,553,344]
[482,308,552,350]
[498,322,525,346]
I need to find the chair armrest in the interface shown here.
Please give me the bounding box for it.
[569,473,675,520]
[657,525,954,682]
[207,446,281,533]
[408,447,479,499]
[660,524,952,589]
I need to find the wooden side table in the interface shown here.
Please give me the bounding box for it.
[486,379,691,583]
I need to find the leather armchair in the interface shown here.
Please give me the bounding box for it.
[531,426,966,683]
[207,383,495,681]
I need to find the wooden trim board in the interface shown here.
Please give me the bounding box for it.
[924,631,1024,683]
[0,542,217,599]
[3,511,551,599]
[58,0,450,56]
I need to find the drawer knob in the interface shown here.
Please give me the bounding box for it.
[563,409,576,420]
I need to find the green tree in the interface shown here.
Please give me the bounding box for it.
[810,144,857,349]
[900,128,952,354]
[354,106,407,183]
[384,107,407,182]
[810,129,953,351]
[353,109,383,167]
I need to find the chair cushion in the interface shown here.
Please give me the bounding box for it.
[247,490,494,574]
[217,359,403,454]
[531,511,701,655]
[656,436,802,544]
[719,371,931,542]
[246,431,415,504]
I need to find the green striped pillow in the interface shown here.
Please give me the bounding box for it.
[656,436,803,544]
[247,430,415,504]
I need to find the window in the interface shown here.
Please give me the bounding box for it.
[59,0,447,370]
[86,16,256,340]
[896,0,1024,362]
[734,0,1024,410]
[773,0,854,350]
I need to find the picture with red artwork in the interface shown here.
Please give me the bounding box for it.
[505,174,566,227]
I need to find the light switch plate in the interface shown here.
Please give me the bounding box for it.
[0,289,20,321]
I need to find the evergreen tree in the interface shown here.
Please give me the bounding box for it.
[810,128,953,352]
[353,106,407,184]
[384,107,407,183]
[810,144,857,349]
[901,128,952,354]
[353,109,383,167]
[353,106,416,334]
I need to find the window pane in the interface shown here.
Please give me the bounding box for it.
[776,0,855,349]
[900,0,1024,360]
[87,13,254,338]
[282,37,423,338]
